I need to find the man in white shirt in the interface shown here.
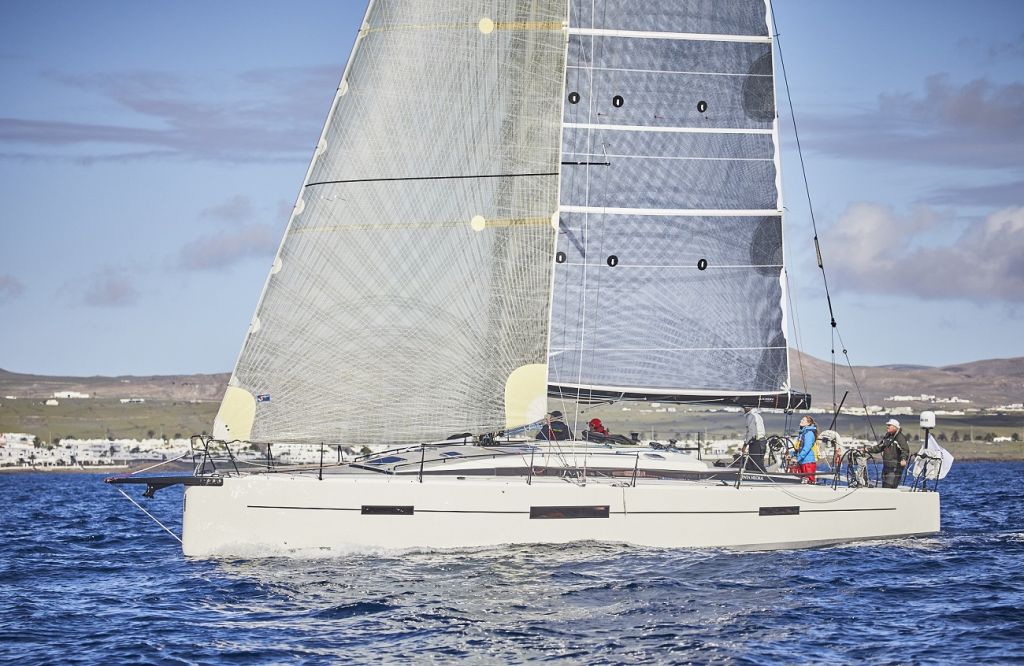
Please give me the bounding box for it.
[742,405,766,472]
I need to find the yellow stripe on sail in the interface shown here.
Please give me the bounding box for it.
[288,216,554,234]
[361,21,563,36]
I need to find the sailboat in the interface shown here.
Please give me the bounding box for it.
[111,0,939,556]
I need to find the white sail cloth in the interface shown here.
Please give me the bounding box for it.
[913,435,954,480]
[221,1,569,445]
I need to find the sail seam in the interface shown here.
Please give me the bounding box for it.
[567,65,772,78]
[564,122,772,135]
[306,172,558,187]
[564,153,773,162]
[550,346,787,352]
[555,263,783,269]
[568,27,771,43]
[548,383,790,396]
[560,206,779,216]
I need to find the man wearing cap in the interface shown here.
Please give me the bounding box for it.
[536,410,573,441]
[866,419,910,488]
[742,405,766,473]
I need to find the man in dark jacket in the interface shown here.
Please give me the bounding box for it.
[867,418,910,488]
[536,411,573,441]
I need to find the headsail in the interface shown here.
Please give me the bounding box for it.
[549,0,807,407]
[216,1,569,444]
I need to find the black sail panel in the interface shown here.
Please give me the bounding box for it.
[552,0,799,402]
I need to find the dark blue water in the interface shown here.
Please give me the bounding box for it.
[2,463,1022,664]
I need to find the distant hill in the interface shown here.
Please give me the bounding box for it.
[2,352,1022,408]
[0,368,229,402]
[789,351,1024,408]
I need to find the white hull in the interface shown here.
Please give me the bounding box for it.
[181,473,940,557]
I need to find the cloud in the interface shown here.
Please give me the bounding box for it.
[176,194,280,270]
[177,223,278,271]
[924,178,1024,207]
[959,32,1024,62]
[987,34,1024,61]
[0,65,338,163]
[65,268,140,307]
[0,117,169,145]
[200,194,255,224]
[0,149,181,164]
[0,274,25,303]
[802,75,1024,170]
[826,204,1024,303]
[885,75,1024,134]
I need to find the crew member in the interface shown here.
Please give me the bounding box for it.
[536,411,573,441]
[866,418,910,488]
[742,405,766,472]
[794,415,818,483]
[588,418,609,436]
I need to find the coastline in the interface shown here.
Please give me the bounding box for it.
[0,460,195,474]
[0,465,129,474]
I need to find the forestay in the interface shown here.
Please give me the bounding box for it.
[216,1,569,445]
[549,0,798,404]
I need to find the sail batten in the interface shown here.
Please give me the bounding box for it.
[548,384,811,410]
[551,382,788,396]
[568,65,771,79]
[564,123,774,135]
[569,0,771,36]
[561,206,780,217]
[550,346,787,352]
[567,27,772,44]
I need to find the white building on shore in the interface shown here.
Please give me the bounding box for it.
[53,391,90,399]
[1,433,374,469]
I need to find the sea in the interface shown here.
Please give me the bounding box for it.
[1,462,1022,665]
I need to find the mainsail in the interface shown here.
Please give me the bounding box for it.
[549,0,805,407]
[215,1,569,444]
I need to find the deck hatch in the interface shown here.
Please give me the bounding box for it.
[759,506,800,516]
[361,505,414,515]
[530,505,610,519]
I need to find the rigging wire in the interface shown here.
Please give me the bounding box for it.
[114,487,183,544]
[771,2,878,441]
[770,8,838,337]
[782,267,806,437]
[836,328,879,441]
[127,451,191,476]
[784,268,809,396]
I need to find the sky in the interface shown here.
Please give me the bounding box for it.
[1,1,1022,376]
